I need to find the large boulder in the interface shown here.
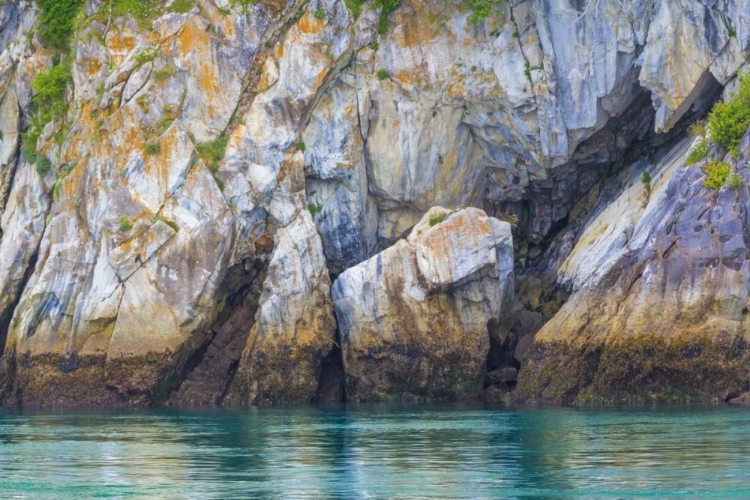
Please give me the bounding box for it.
[332,207,514,401]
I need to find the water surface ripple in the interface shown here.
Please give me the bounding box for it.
[1,404,749,498]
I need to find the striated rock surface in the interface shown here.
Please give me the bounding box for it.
[332,207,514,401]
[518,131,750,404]
[0,0,747,407]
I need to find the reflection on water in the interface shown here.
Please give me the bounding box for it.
[1,404,749,498]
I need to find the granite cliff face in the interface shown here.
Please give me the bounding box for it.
[0,0,748,407]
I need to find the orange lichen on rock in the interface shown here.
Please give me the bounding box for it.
[298,11,325,35]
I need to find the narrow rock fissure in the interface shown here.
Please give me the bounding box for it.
[168,257,270,407]
[314,325,345,404]
[0,248,37,360]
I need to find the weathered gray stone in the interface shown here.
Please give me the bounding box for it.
[333,207,514,401]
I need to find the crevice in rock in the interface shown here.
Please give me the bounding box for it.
[0,248,38,360]
[166,255,270,406]
[314,325,345,404]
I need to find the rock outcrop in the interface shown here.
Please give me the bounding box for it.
[518,131,750,404]
[332,207,514,401]
[0,0,747,407]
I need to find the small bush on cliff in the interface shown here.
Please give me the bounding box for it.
[726,172,743,190]
[344,0,364,18]
[134,46,159,65]
[119,217,133,232]
[374,0,401,34]
[32,59,73,125]
[38,0,86,51]
[466,0,504,24]
[685,139,710,166]
[171,0,195,14]
[35,156,53,177]
[707,74,750,157]
[145,142,160,155]
[702,159,731,190]
[498,213,518,229]
[308,201,323,217]
[196,133,229,171]
[428,214,446,227]
[689,119,706,138]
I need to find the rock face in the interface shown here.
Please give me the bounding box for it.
[332,207,514,401]
[518,131,750,404]
[0,0,748,407]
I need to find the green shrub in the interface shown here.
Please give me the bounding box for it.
[707,74,750,157]
[151,216,179,232]
[154,65,176,81]
[38,0,86,51]
[308,201,323,217]
[31,59,73,125]
[428,214,445,227]
[640,170,651,185]
[498,213,518,229]
[685,139,710,166]
[35,156,53,177]
[377,68,390,80]
[296,141,306,152]
[155,118,174,136]
[726,172,743,190]
[119,217,133,232]
[314,8,326,19]
[344,0,364,18]
[134,46,159,65]
[171,0,195,14]
[702,159,731,190]
[145,142,160,154]
[465,0,503,24]
[374,0,400,34]
[196,133,229,171]
[689,119,706,138]
[108,0,161,27]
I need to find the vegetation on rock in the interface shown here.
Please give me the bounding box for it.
[428,213,446,227]
[702,159,731,190]
[726,172,743,190]
[707,74,750,157]
[37,0,85,50]
[35,156,53,177]
[118,217,133,232]
[685,139,710,166]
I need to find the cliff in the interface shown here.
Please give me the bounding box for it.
[0,0,748,407]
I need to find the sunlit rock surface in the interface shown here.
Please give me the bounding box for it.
[0,0,747,406]
[333,207,514,401]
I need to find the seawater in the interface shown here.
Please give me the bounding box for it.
[1,404,749,499]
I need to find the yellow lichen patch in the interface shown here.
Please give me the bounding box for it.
[86,58,103,77]
[171,18,222,120]
[275,43,284,59]
[392,11,441,49]
[313,66,329,90]
[106,28,137,65]
[393,68,429,89]
[446,77,466,98]
[298,11,325,35]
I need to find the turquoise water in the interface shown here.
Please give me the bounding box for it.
[1,404,750,498]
